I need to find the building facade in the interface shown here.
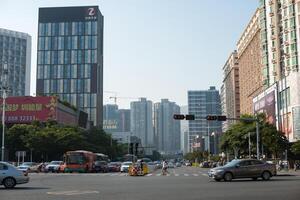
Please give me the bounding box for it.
[180,105,189,154]
[222,51,240,131]
[130,98,154,154]
[36,6,104,127]
[188,86,222,153]
[103,104,118,131]
[0,28,31,96]
[237,9,264,115]
[153,99,181,154]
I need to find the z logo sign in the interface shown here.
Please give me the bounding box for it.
[88,8,96,16]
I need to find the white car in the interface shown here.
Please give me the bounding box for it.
[45,161,64,173]
[120,162,133,173]
[1,162,29,189]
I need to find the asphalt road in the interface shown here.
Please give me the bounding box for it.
[1,166,300,200]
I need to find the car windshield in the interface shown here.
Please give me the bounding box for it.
[50,161,62,165]
[123,162,132,166]
[224,160,241,167]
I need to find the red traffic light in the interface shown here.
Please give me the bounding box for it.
[173,114,185,120]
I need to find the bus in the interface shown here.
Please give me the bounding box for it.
[95,153,109,162]
[63,150,95,173]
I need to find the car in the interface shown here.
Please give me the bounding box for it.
[93,161,109,173]
[0,162,29,189]
[175,162,182,167]
[185,162,192,167]
[208,159,277,182]
[45,161,64,173]
[120,161,133,173]
[108,162,121,172]
[168,162,175,168]
[154,161,162,169]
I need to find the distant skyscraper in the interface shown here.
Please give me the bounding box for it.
[180,105,189,154]
[103,104,118,131]
[154,99,181,154]
[130,98,154,153]
[36,6,104,126]
[117,109,131,132]
[0,28,31,96]
[188,86,222,153]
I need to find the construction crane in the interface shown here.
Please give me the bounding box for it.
[109,96,142,105]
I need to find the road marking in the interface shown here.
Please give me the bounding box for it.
[166,174,170,176]
[184,174,189,176]
[202,174,208,177]
[146,174,153,176]
[156,173,161,176]
[175,174,179,176]
[47,190,99,196]
[193,174,199,176]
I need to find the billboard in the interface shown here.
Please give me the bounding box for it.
[0,96,57,124]
[253,91,276,125]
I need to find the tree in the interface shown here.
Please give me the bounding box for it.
[292,141,300,155]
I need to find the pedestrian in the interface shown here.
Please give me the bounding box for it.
[161,160,168,175]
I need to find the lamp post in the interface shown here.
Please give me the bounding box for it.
[1,62,8,161]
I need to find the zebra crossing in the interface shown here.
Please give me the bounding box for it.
[29,171,209,178]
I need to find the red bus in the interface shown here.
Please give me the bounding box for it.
[63,150,95,173]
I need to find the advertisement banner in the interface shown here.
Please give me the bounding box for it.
[254,91,276,125]
[0,96,57,123]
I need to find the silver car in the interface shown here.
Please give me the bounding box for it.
[0,162,30,188]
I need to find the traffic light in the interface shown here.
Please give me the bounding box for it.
[130,143,134,154]
[206,115,227,121]
[135,143,139,155]
[185,115,195,120]
[173,114,185,120]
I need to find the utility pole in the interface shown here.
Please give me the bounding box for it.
[1,62,9,161]
[256,118,260,160]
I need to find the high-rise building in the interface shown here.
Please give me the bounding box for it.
[130,98,154,153]
[188,87,222,153]
[237,9,264,115]
[180,105,189,154]
[220,84,227,132]
[103,104,118,131]
[222,51,240,131]
[36,6,104,127]
[153,99,181,154]
[0,28,31,96]
[117,109,131,132]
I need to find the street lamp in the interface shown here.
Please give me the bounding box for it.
[1,62,9,161]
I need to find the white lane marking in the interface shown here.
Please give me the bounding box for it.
[193,174,199,176]
[156,173,161,176]
[184,174,189,176]
[146,174,153,177]
[166,174,170,176]
[175,174,179,176]
[202,174,208,177]
[47,190,99,196]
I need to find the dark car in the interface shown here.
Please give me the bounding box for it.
[93,161,109,173]
[208,159,276,182]
[108,162,121,172]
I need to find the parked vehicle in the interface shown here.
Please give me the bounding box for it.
[208,159,277,182]
[93,161,109,173]
[0,162,29,189]
[120,161,133,173]
[168,162,175,168]
[175,162,182,167]
[45,161,64,173]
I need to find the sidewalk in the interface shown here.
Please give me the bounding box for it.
[276,169,300,176]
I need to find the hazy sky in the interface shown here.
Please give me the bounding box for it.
[0,0,258,109]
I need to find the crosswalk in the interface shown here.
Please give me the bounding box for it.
[30,172,208,178]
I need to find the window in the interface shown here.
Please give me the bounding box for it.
[91,50,97,63]
[57,79,63,93]
[63,79,70,93]
[52,37,58,50]
[0,163,8,170]
[44,65,50,79]
[57,65,64,78]
[64,51,71,64]
[79,36,85,49]
[72,22,78,35]
[84,94,90,107]
[44,80,50,93]
[37,51,44,64]
[85,79,91,93]
[78,50,83,64]
[91,94,96,107]
[51,65,57,79]
[85,21,92,35]
[77,79,83,93]
[71,94,77,106]
[59,22,65,36]
[65,36,71,50]
[38,37,45,50]
[51,51,58,65]
[91,36,97,49]
[64,65,71,78]
[71,64,77,78]
[91,21,97,35]
[37,65,44,79]
[78,64,85,78]
[84,64,91,78]
[58,37,64,49]
[58,51,64,64]
[71,79,77,93]
[72,36,78,49]
[50,79,57,93]
[85,50,91,63]
[45,37,51,50]
[71,50,77,64]
[39,23,45,36]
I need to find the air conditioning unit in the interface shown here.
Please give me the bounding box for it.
[268,0,273,5]
[272,59,277,64]
[269,12,274,17]
[285,41,289,46]
[284,29,289,33]
[272,47,276,52]
[286,66,291,71]
[271,36,276,40]
[272,71,277,76]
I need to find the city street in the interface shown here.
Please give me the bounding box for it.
[1,167,300,200]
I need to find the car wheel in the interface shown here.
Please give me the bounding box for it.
[252,177,258,181]
[262,171,271,181]
[224,172,233,182]
[3,177,16,189]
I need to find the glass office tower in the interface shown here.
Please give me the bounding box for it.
[36,6,103,127]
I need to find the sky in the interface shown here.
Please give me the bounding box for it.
[0,0,258,109]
